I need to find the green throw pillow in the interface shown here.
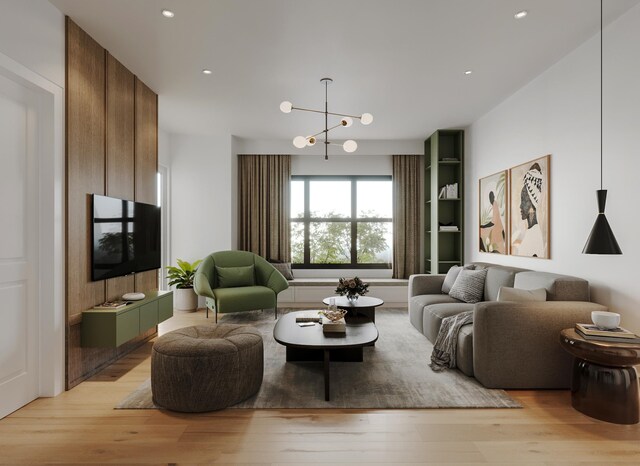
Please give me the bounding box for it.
[216,265,255,288]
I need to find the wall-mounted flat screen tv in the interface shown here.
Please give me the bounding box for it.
[91,194,161,281]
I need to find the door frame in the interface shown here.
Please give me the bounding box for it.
[158,164,171,290]
[0,51,65,397]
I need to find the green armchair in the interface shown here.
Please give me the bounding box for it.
[194,250,289,322]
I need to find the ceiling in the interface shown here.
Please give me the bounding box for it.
[50,0,640,140]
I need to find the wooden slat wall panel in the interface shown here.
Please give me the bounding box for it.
[65,18,107,390]
[134,77,159,293]
[134,78,157,205]
[105,53,135,300]
[65,20,160,389]
[65,18,106,322]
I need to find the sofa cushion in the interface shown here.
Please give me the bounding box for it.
[216,265,255,288]
[422,302,474,343]
[411,294,461,308]
[483,266,522,301]
[449,269,487,303]
[409,294,461,334]
[497,286,546,302]
[269,261,294,280]
[441,264,475,294]
[514,271,589,301]
[456,324,474,377]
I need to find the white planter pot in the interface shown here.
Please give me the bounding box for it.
[174,288,198,312]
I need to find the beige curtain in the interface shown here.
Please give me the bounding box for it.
[392,155,422,279]
[238,154,291,261]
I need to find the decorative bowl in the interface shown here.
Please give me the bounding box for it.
[321,309,347,322]
[591,310,621,330]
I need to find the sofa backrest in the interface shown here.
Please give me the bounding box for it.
[471,262,529,302]
[514,271,590,301]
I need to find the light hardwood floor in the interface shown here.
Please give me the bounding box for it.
[2,309,640,465]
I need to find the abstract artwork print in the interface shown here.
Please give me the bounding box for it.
[509,155,550,258]
[479,170,508,254]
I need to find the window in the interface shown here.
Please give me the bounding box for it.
[291,176,392,268]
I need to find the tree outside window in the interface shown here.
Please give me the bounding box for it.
[290,176,392,269]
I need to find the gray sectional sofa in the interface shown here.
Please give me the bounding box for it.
[409,262,607,389]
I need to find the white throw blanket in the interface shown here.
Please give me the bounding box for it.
[429,310,473,372]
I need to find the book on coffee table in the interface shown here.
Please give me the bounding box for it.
[575,323,637,339]
[295,311,322,323]
[322,316,346,333]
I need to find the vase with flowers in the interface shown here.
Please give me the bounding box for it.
[335,277,369,302]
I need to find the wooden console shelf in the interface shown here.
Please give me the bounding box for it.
[81,290,173,347]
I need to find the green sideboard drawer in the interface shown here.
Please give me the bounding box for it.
[158,295,173,322]
[82,290,173,348]
[115,308,140,347]
[139,301,159,333]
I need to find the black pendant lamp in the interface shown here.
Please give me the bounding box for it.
[583,0,622,255]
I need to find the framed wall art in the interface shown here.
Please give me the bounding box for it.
[479,170,508,254]
[509,155,550,258]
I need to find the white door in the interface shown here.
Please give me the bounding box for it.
[0,72,40,418]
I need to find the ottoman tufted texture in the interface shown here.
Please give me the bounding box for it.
[151,324,263,412]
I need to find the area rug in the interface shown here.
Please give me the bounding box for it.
[116,309,521,409]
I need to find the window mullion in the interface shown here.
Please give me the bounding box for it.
[351,179,357,266]
[303,178,310,265]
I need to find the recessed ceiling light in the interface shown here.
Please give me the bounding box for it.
[202,69,212,75]
[161,9,175,18]
[464,70,472,75]
[514,10,528,19]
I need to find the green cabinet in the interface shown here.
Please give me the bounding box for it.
[81,290,173,347]
[424,130,465,274]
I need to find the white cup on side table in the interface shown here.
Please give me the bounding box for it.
[591,311,621,330]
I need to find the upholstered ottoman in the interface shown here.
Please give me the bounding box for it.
[151,324,263,412]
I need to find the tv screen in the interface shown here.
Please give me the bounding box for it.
[92,194,161,281]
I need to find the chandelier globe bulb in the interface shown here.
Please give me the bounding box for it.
[360,113,373,125]
[280,101,293,113]
[293,136,307,148]
[343,140,358,153]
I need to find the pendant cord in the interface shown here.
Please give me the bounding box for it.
[324,80,328,160]
[600,0,603,190]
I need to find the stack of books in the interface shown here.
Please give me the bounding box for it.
[93,300,131,310]
[575,323,640,343]
[295,311,322,323]
[438,183,458,199]
[322,316,346,334]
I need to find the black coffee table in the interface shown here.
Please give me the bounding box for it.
[273,312,378,401]
[322,295,384,323]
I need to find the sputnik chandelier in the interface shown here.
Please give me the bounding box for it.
[280,77,373,160]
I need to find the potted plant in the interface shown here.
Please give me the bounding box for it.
[167,259,202,312]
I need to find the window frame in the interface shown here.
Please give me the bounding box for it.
[290,175,392,269]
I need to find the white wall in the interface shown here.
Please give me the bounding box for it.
[466,5,640,333]
[0,0,66,396]
[169,132,233,265]
[0,0,65,88]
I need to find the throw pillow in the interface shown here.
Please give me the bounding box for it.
[448,268,488,303]
[497,286,546,302]
[271,262,294,280]
[441,264,476,294]
[216,265,255,288]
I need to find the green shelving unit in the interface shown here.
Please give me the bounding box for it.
[424,130,464,274]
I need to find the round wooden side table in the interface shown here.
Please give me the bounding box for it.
[559,328,640,424]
